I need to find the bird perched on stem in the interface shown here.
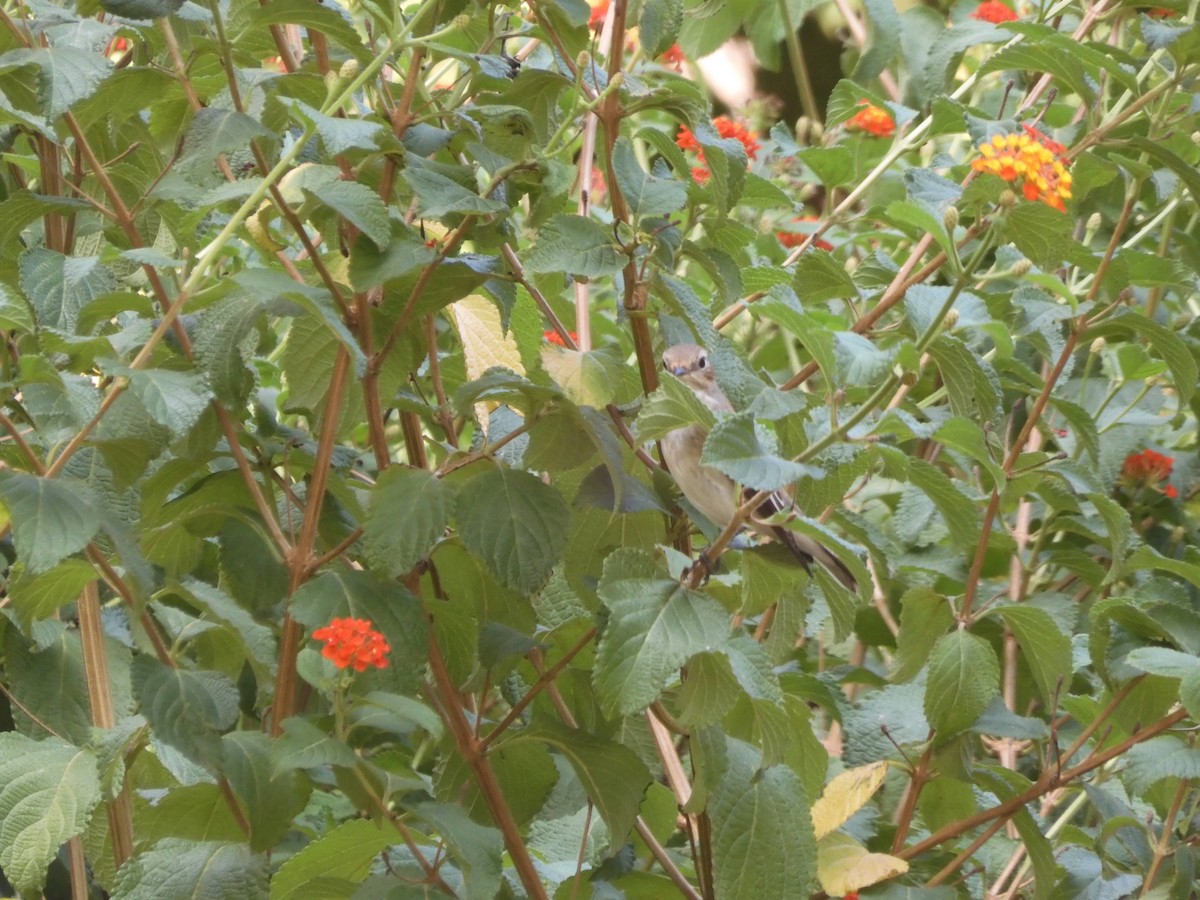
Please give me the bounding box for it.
[659,343,855,589]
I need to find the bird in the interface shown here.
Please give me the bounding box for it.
[659,343,855,589]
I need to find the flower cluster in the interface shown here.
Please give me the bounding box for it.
[972,1,1019,23]
[847,101,895,138]
[312,617,391,671]
[660,44,686,71]
[971,126,1073,212]
[777,216,834,251]
[676,117,760,183]
[1122,449,1178,498]
[543,330,579,347]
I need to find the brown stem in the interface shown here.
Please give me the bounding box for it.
[1142,773,1191,895]
[890,738,936,853]
[426,633,548,899]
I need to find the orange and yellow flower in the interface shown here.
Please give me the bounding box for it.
[847,101,895,138]
[972,1,1019,23]
[971,126,1073,212]
[1122,449,1178,498]
[312,617,391,671]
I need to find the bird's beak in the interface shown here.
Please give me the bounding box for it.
[669,365,688,377]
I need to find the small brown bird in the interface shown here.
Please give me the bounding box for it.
[660,343,855,589]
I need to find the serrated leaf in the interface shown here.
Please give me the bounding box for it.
[1124,736,1200,794]
[812,761,890,839]
[923,630,999,739]
[817,832,908,896]
[595,549,732,714]
[402,167,508,218]
[131,656,239,768]
[612,136,687,217]
[112,839,267,900]
[177,108,271,177]
[0,282,35,332]
[540,345,623,407]
[891,588,954,683]
[702,411,818,492]
[506,723,651,849]
[705,734,817,899]
[0,471,102,574]
[116,366,213,439]
[271,717,358,775]
[525,214,623,278]
[990,605,1071,706]
[362,467,450,578]
[176,578,277,686]
[1083,308,1197,407]
[639,0,684,56]
[7,558,98,625]
[0,47,111,119]
[19,248,116,333]
[220,732,309,852]
[411,803,502,900]
[292,100,385,154]
[455,467,570,595]
[1123,646,1200,679]
[635,373,715,443]
[269,819,395,900]
[99,0,185,18]
[0,734,101,895]
[300,177,391,249]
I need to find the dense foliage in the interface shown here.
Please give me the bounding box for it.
[0,0,1198,897]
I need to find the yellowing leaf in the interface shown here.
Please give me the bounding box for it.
[540,345,616,407]
[811,760,890,839]
[817,832,908,895]
[450,294,524,436]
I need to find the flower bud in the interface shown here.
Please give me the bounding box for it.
[1090,337,1106,354]
[943,205,960,231]
[1011,258,1032,276]
[339,58,361,81]
[999,189,1017,208]
[451,13,471,30]
[1086,212,1102,232]
[943,308,960,329]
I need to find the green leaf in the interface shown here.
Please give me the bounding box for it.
[455,467,570,595]
[177,108,271,179]
[923,630,999,739]
[99,0,185,18]
[402,166,508,218]
[975,767,1061,898]
[1000,201,1078,270]
[245,0,369,63]
[175,578,278,689]
[114,366,213,440]
[891,588,954,683]
[0,471,102,574]
[0,48,111,119]
[1181,669,1200,720]
[1124,736,1200,794]
[701,732,817,899]
[1082,308,1197,407]
[220,732,310,853]
[525,214,623,278]
[639,0,684,56]
[19,248,116,333]
[0,281,35,332]
[595,548,732,715]
[299,176,391,249]
[0,734,101,896]
[980,41,1093,102]
[411,803,502,900]
[506,723,652,849]
[989,605,1072,706]
[362,467,451,579]
[7,558,98,625]
[271,717,358,775]
[612,137,687,217]
[702,411,818,492]
[1123,646,1200,679]
[540,345,625,407]
[292,100,385,154]
[269,819,396,900]
[111,839,268,900]
[854,0,902,81]
[131,656,239,768]
[635,372,715,443]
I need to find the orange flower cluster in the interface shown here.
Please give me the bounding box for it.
[661,44,686,71]
[676,117,760,183]
[971,126,1073,212]
[312,618,391,671]
[972,1,1019,23]
[1122,449,1178,498]
[847,101,895,138]
[777,216,834,251]
[543,330,579,346]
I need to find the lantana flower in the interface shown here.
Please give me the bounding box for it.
[543,330,579,347]
[972,1,1019,23]
[777,216,834,251]
[1122,449,1178,499]
[589,0,609,30]
[660,44,686,71]
[970,125,1073,212]
[676,116,760,182]
[847,101,895,138]
[312,617,391,671]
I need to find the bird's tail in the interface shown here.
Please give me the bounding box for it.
[772,525,857,591]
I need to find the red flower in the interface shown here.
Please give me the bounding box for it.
[971,130,1073,212]
[660,44,686,71]
[589,0,609,30]
[691,166,711,184]
[972,1,1019,22]
[1147,7,1177,17]
[1122,449,1177,499]
[312,618,391,671]
[543,330,578,347]
[847,101,895,138]
[777,216,833,251]
[676,116,760,161]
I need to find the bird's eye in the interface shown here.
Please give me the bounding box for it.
[697,354,707,369]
